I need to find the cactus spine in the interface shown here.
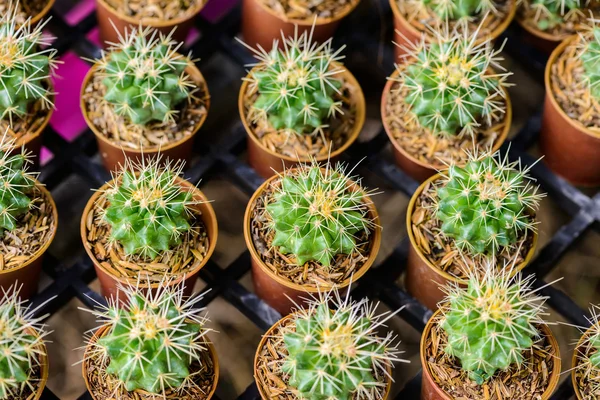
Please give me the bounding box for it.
[580,24,600,100]
[416,0,500,19]
[528,0,586,31]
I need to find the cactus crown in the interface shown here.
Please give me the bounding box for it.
[97,26,195,125]
[440,263,548,384]
[579,24,600,100]
[0,3,57,124]
[434,150,543,256]
[0,284,50,399]
[82,279,211,394]
[579,305,600,369]
[281,291,405,400]
[265,160,375,267]
[395,29,510,137]
[240,28,345,135]
[416,0,500,19]
[528,0,586,31]
[102,157,197,260]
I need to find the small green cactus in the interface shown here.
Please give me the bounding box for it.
[239,29,345,135]
[281,292,405,400]
[82,279,211,393]
[418,0,500,19]
[0,3,57,124]
[97,26,195,125]
[580,25,600,99]
[0,284,50,399]
[434,150,543,255]
[101,157,197,259]
[265,161,374,266]
[441,264,548,384]
[527,0,586,31]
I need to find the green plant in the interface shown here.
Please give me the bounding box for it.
[580,25,600,99]
[239,29,345,135]
[434,150,543,255]
[0,3,57,124]
[394,30,510,137]
[281,292,405,400]
[416,0,500,19]
[0,284,50,399]
[82,279,211,393]
[102,157,198,259]
[527,0,586,31]
[97,26,195,125]
[265,161,374,266]
[441,264,548,384]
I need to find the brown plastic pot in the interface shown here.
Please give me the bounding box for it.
[243,169,381,315]
[239,65,366,179]
[25,0,55,26]
[95,0,207,46]
[0,182,58,300]
[83,324,219,399]
[572,322,600,399]
[80,177,218,303]
[26,327,49,400]
[81,61,209,172]
[405,173,538,311]
[254,313,392,399]
[241,0,359,50]
[541,35,600,186]
[381,69,512,183]
[420,310,561,400]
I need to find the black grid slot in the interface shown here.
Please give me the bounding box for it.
[19,0,599,398]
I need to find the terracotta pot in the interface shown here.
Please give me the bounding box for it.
[241,0,359,50]
[516,17,566,54]
[0,182,58,300]
[80,61,209,172]
[389,0,517,60]
[239,64,366,179]
[572,322,600,399]
[405,174,538,311]
[541,35,600,186]
[420,310,561,400]
[95,0,206,46]
[80,177,218,303]
[254,313,392,400]
[381,69,512,183]
[28,0,56,26]
[83,324,219,400]
[243,169,381,315]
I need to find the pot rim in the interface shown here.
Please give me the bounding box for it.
[0,180,58,277]
[96,0,207,27]
[238,62,366,164]
[545,34,600,140]
[83,323,219,399]
[420,309,561,400]
[381,67,512,173]
[249,0,361,26]
[243,168,381,293]
[24,326,49,400]
[253,312,393,400]
[28,0,56,26]
[406,173,539,283]
[80,176,218,290]
[571,322,600,400]
[80,59,210,156]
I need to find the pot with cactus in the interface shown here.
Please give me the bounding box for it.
[0,0,55,27]
[572,304,600,399]
[405,150,542,310]
[243,160,381,315]
[541,22,600,186]
[254,291,407,399]
[80,156,217,301]
[80,278,219,400]
[0,5,58,165]
[420,265,561,399]
[382,30,512,182]
[81,26,210,172]
[238,29,365,178]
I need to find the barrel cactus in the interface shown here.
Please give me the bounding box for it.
[0,3,57,123]
[441,265,547,384]
[240,29,345,135]
[527,0,586,31]
[416,0,500,19]
[580,26,600,99]
[434,150,543,255]
[266,161,374,266]
[577,305,600,394]
[102,157,196,259]
[97,26,194,125]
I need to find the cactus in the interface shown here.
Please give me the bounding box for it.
[97,26,195,125]
[101,157,197,260]
[580,25,600,100]
[265,161,374,267]
[417,0,500,19]
[0,3,57,124]
[527,0,585,31]
[82,279,211,393]
[440,264,548,384]
[0,284,50,399]
[434,150,543,256]
[394,29,510,137]
[239,28,345,135]
[281,292,405,400]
